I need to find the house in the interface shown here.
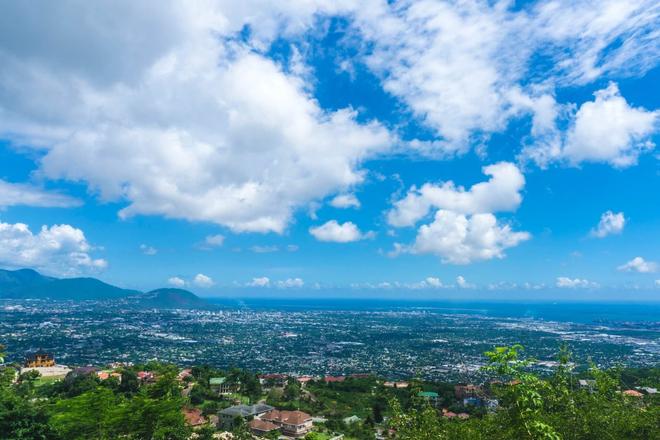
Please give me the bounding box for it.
[578,379,596,393]
[343,415,361,425]
[259,373,288,387]
[182,408,207,427]
[97,371,122,382]
[442,409,457,418]
[177,368,192,382]
[210,377,239,395]
[137,371,155,382]
[638,386,658,395]
[384,381,409,388]
[622,389,644,398]
[24,351,55,368]
[324,375,345,383]
[296,376,313,386]
[219,404,274,429]
[418,391,439,406]
[249,419,280,436]
[454,384,481,400]
[262,410,313,438]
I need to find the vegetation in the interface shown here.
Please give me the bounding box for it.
[0,342,657,439]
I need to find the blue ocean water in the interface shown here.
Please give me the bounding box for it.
[207,298,660,324]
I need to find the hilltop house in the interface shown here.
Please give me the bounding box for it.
[219,404,274,429]
[418,391,440,406]
[248,419,280,436]
[261,409,313,438]
[210,377,239,395]
[24,351,55,368]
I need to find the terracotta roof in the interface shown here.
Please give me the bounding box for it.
[182,408,207,426]
[623,389,644,397]
[263,410,312,425]
[249,419,279,432]
[324,375,346,383]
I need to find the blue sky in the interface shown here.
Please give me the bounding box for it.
[0,1,658,299]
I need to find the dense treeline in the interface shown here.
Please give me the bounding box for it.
[390,345,659,440]
[0,344,658,440]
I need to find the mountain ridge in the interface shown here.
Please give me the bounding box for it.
[0,268,211,308]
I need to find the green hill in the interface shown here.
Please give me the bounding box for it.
[0,268,211,307]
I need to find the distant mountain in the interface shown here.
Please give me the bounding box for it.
[129,288,212,309]
[0,268,54,296]
[0,268,211,308]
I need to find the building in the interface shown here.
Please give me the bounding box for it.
[384,381,409,388]
[97,371,122,382]
[210,377,239,395]
[622,389,644,398]
[219,404,274,429]
[418,391,439,406]
[262,410,313,438]
[324,375,345,383]
[182,408,207,427]
[249,419,280,436]
[455,384,481,400]
[578,379,596,393]
[24,351,55,368]
[136,371,155,382]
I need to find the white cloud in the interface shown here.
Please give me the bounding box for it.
[276,278,304,288]
[286,244,299,252]
[351,0,660,156]
[387,162,529,265]
[193,273,214,288]
[204,234,225,247]
[409,211,530,264]
[0,180,81,208]
[247,277,271,287]
[456,276,474,289]
[0,222,106,276]
[618,257,657,273]
[168,276,185,288]
[656,280,660,288]
[140,244,157,256]
[309,220,372,243]
[563,84,657,167]
[556,277,598,288]
[388,162,525,227]
[0,2,391,234]
[590,211,626,238]
[330,193,361,209]
[250,245,279,253]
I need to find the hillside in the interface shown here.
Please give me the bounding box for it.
[0,268,211,307]
[129,288,213,309]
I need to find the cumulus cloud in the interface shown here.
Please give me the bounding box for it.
[0,1,391,234]
[618,257,657,273]
[590,211,626,238]
[388,162,525,227]
[521,83,658,167]
[408,211,530,264]
[309,220,372,243]
[247,277,271,287]
[0,180,81,208]
[0,222,106,276]
[388,162,529,264]
[168,276,185,287]
[556,277,598,288]
[563,84,657,167]
[140,244,157,256]
[330,193,361,209]
[193,273,214,288]
[276,278,304,288]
